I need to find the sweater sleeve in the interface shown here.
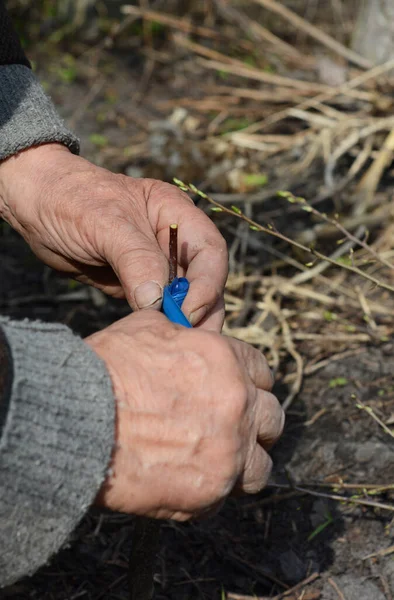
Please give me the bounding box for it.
[0,1,80,160]
[0,317,115,588]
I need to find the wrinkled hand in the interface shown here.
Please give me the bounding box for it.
[86,311,284,521]
[0,143,228,329]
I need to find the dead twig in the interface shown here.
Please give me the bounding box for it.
[121,4,223,39]
[363,544,394,560]
[241,58,394,135]
[212,0,312,65]
[196,57,370,98]
[251,0,372,69]
[269,483,394,512]
[327,577,346,600]
[269,294,304,411]
[227,572,320,600]
[355,399,394,440]
[355,127,394,213]
[290,226,366,286]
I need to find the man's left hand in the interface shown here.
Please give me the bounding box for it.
[0,143,228,330]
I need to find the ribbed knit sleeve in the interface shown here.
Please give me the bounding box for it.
[0,317,115,588]
[0,65,80,161]
[0,3,80,159]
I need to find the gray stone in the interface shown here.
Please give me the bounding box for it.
[279,549,306,584]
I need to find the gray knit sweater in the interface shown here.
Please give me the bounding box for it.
[0,66,116,587]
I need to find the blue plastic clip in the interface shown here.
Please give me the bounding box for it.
[162,277,192,328]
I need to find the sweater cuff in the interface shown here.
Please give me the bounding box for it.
[0,64,80,161]
[0,317,115,588]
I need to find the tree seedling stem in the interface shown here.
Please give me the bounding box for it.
[169,224,178,284]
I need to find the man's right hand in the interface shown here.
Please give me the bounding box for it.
[86,311,284,521]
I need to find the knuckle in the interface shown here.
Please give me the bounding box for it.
[265,393,285,439]
[195,462,238,507]
[210,229,228,255]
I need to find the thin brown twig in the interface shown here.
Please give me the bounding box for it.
[363,544,394,560]
[355,399,394,440]
[227,572,320,600]
[290,225,366,286]
[173,181,394,294]
[281,192,394,272]
[169,224,178,283]
[327,577,346,600]
[269,483,394,512]
[268,294,304,411]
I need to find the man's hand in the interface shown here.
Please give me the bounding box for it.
[86,311,284,521]
[0,143,228,329]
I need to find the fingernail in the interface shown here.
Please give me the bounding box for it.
[189,305,208,326]
[134,281,163,309]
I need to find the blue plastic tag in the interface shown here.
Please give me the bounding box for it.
[162,277,192,328]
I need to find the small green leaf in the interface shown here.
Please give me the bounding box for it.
[89,134,108,147]
[188,183,198,193]
[231,205,242,215]
[249,225,260,231]
[67,279,79,290]
[323,311,337,322]
[242,173,268,188]
[301,205,313,213]
[337,256,352,266]
[173,177,187,187]
[308,512,333,542]
[277,190,292,198]
[217,69,229,80]
[197,189,208,199]
[329,377,348,388]
[210,207,223,212]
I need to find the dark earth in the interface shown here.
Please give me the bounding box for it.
[1,4,394,598]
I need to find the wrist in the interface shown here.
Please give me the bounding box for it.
[0,143,71,229]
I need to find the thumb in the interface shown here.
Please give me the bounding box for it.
[106,227,169,311]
